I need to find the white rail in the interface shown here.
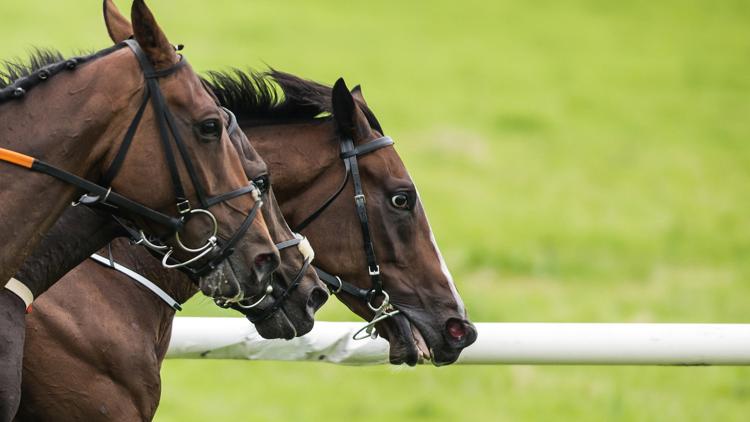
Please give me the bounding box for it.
[166,318,750,366]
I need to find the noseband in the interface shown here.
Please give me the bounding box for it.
[0,40,262,278]
[293,133,399,339]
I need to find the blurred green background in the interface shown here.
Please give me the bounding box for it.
[2,0,750,420]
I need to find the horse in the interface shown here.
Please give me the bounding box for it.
[0,1,292,418]
[16,68,478,420]
[10,107,328,420]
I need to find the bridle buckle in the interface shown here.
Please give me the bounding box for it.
[176,199,191,214]
[368,265,380,276]
[329,275,344,295]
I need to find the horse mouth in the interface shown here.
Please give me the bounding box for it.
[383,313,431,366]
[381,309,475,367]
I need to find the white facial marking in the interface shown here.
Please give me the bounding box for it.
[415,189,466,316]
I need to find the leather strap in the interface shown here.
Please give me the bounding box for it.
[340,136,394,159]
[242,257,313,324]
[32,160,183,231]
[314,266,369,299]
[290,135,395,307]
[341,137,383,299]
[90,254,181,311]
[5,278,34,309]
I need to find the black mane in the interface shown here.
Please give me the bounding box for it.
[203,69,333,123]
[3,50,385,131]
[203,69,384,132]
[0,45,122,103]
[0,49,65,89]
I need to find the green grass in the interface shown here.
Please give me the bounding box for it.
[2,0,750,420]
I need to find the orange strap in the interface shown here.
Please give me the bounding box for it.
[0,147,35,169]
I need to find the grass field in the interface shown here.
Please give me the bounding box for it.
[2,0,750,420]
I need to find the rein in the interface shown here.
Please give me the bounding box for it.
[0,40,263,279]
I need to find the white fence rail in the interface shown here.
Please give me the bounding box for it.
[166,318,750,366]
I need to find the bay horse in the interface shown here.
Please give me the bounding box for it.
[1,0,295,418]
[16,68,477,420]
[10,107,328,421]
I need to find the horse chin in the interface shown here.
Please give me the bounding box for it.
[197,261,243,300]
[254,311,298,340]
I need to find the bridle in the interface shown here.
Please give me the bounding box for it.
[0,39,262,280]
[213,107,316,320]
[106,40,264,278]
[293,132,400,340]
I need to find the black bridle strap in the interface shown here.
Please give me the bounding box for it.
[163,102,210,208]
[340,136,394,159]
[243,256,313,324]
[290,135,395,303]
[204,184,256,208]
[291,136,393,233]
[314,266,370,300]
[292,170,349,233]
[99,90,150,187]
[122,39,192,211]
[274,237,302,251]
[341,137,383,299]
[30,160,183,231]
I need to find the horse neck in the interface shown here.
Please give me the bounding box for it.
[0,48,137,171]
[14,207,124,298]
[0,49,139,283]
[106,238,198,305]
[241,118,341,227]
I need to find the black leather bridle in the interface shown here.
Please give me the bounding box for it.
[214,107,316,321]
[0,39,262,279]
[102,39,264,277]
[292,133,400,339]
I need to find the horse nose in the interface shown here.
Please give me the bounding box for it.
[306,287,329,315]
[253,252,279,283]
[444,318,478,349]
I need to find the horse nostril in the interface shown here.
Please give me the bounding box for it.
[446,318,468,341]
[307,287,329,313]
[254,253,274,268]
[253,253,279,281]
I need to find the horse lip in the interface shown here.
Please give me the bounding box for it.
[382,313,419,366]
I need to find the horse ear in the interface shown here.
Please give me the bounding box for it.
[332,78,356,137]
[102,0,133,44]
[103,0,133,43]
[351,85,370,108]
[131,0,177,69]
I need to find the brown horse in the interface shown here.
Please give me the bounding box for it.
[0,0,278,300]
[16,68,477,420]
[1,1,289,419]
[11,108,328,421]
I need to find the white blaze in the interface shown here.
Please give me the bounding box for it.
[415,189,466,316]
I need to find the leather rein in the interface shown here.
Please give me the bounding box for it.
[0,39,262,278]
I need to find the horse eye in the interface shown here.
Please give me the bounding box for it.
[198,119,222,140]
[253,175,270,194]
[390,193,410,209]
